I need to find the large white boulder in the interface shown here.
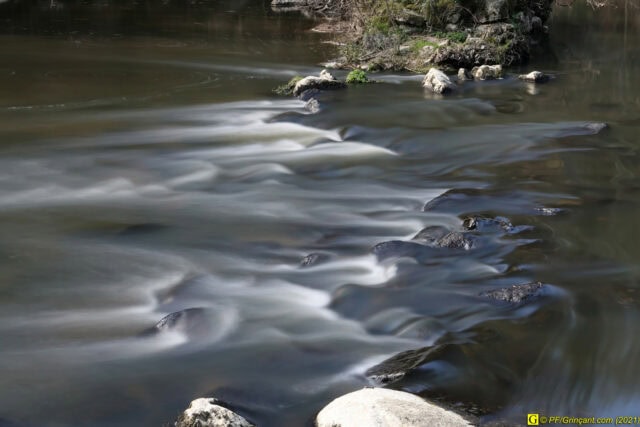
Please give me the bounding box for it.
[422,68,456,94]
[315,388,473,427]
[175,398,254,427]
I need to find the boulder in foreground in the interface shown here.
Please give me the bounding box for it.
[175,398,254,427]
[316,388,473,427]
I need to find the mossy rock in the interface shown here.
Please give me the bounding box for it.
[273,75,303,96]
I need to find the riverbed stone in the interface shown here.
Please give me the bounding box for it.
[462,215,514,232]
[480,281,544,303]
[175,398,254,427]
[292,69,346,97]
[471,64,503,80]
[366,345,447,383]
[422,68,456,94]
[300,252,330,267]
[315,388,473,427]
[518,70,551,83]
[140,307,207,337]
[457,68,473,81]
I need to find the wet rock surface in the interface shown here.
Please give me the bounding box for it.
[480,281,545,303]
[462,216,514,232]
[299,252,330,267]
[140,307,208,337]
[366,345,447,384]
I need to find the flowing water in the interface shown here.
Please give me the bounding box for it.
[1,1,640,426]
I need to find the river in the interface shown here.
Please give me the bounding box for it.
[0,1,639,426]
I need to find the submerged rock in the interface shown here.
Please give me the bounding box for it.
[471,64,503,80]
[299,252,330,267]
[292,69,346,97]
[372,240,426,261]
[518,70,551,83]
[423,68,456,94]
[316,388,472,427]
[366,345,446,383]
[436,231,474,250]
[304,97,320,113]
[480,281,544,303]
[140,307,208,337]
[462,216,514,232]
[411,226,474,250]
[175,398,254,427]
[411,226,450,245]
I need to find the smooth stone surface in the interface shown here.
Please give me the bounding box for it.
[316,388,473,427]
[423,68,456,94]
[175,398,255,427]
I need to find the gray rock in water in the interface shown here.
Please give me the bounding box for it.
[175,398,254,427]
[292,69,346,97]
[423,68,456,94]
[436,231,473,249]
[462,215,513,232]
[304,97,320,113]
[471,64,503,80]
[140,307,207,337]
[316,388,473,427]
[518,70,551,83]
[457,68,473,82]
[411,226,473,250]
[411,226,450,245]
[366,345,446,383]
[480,281,544,303]
[372,240,425,260]
[299,252,330,267]
[534,207,566,216]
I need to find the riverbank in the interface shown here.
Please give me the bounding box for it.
[272,0,553,71]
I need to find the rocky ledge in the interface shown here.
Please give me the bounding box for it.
[271,0,553,71]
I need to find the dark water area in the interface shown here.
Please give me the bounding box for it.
[1,1,640,426]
